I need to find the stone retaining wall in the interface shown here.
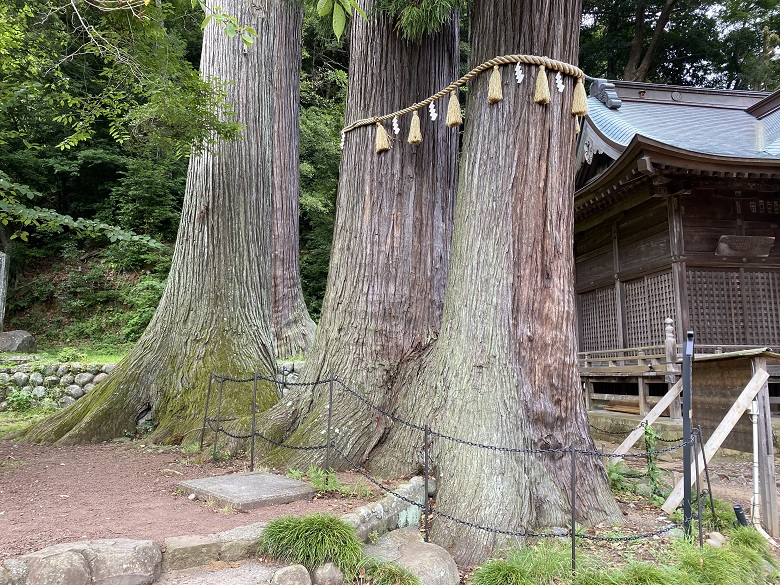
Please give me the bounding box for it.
[0,362,117,412]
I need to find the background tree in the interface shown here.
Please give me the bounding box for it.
[23,0,279,443]
[271,0,317,359]
[580,0,780,88]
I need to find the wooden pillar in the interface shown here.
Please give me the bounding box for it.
[638,377,649,416]
[667,195,688,342]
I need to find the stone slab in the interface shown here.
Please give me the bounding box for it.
[179,472,315,511]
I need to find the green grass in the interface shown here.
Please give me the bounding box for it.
[471,531,777,585]
[0,408,54,439]
[358,558,420,585]
[472,542,572,585]
[258,514,364,578]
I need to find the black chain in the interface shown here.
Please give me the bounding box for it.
[577,523,682,542]
[206,420,328,451]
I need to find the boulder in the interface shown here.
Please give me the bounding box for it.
[61,374,75,386]
[32,386,46,399]
[0,331,36,353]
[44,376,60,388]
[101,364,117,374]
[66,385,84,399]
[363,527,459,585]
[93,373,109,385]
[83,383,95,394]
[74,373,94,386]
[60,396,76,407]
[312,563,344,585]
[29,372,44,386]
[271,565,311,585]
[11,372,29,387]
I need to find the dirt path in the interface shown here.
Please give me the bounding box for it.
[1,437,775,563]
[0,440,371,560]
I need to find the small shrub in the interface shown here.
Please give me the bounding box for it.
[6,389,33,412]
[258,514,363,578]
[56,347,87,362]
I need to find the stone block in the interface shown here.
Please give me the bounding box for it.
[163,535,221,572]
[212,522,266,561]
[24,548,90,585]
[271,564,311,585]
[20,539,161,585]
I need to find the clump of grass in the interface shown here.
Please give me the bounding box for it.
[675,539,766,585]
[472,542,571,585]
[258,514,364,578]
[727,525,775,565]
[358,558,420,585]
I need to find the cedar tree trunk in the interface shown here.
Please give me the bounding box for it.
[418,0,621,565]
[22,0,278,445]
[258,4,460,471]
[272,0,316,359]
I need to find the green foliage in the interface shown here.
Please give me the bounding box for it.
[580,0,780,89]
[287,465,372,497]
[358,558,420,585]
[574,562,698,585]
[728,525,776,565]
[472,542,571,585]
[606,460,633,494]
[258,514,364,578]
[56,347,87,362]
[374,0,465,41]
[675,539,766,585]
[5,388,33,412]
[315,0,366,41]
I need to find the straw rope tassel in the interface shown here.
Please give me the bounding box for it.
[487,65,503,104]
[534,65,551,105]
[408,110,423,145]
[446,90,462,127]
[575,118,581,134]
[572,76,588,116]
[375,122,391,153]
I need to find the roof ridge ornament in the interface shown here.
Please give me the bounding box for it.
[590,79,622,109]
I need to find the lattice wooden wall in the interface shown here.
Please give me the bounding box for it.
[624,272,676,347]
[688,269,780,346]
[579,286,618,351]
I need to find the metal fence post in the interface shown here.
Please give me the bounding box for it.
[424,425,431,543]
[199,374,214,450]
[325,374,334,470]
[250,372,258,472]
[571,442,577,574]
[682,331,694,538]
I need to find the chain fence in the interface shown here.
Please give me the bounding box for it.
[200,370,703,568]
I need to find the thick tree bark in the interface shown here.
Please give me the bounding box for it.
[22,0,278,445]
[272,0,316,359]
[416,0,621,565]
[258,4,460,471]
